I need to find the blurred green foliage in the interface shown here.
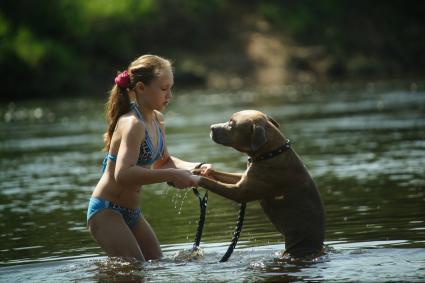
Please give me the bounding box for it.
[0,0,231,100]
[0,0,424,101]
[259,0,425,76]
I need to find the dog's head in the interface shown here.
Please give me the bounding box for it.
[210,110,280,153]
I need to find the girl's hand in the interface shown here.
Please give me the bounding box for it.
[198,163,213,176]
[192,163,216,180]
[169,169,200,189]
[199,163,215,179]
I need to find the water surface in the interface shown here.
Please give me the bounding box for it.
[0,80,424,282]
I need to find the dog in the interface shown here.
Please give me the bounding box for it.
[195,110,325,258]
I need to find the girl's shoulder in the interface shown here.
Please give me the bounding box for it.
[117,112,145,136]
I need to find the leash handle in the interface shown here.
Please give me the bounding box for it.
[219,202,246,262]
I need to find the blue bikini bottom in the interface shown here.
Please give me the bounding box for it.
[87,197,141,228]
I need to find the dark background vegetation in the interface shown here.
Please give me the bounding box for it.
[1,0,424,101]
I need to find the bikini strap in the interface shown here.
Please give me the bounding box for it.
[101,153,117,173]
[153,111,165,159]
[131,103,144,121]
[131,103,153,149]
[131,103,165,159]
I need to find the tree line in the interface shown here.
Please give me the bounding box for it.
[1,0,424,101]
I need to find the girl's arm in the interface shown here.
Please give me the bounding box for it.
[154,151,202,170]
[114,116,198,189]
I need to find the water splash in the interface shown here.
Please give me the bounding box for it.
[171,246,204,262]
[177,190,190,215]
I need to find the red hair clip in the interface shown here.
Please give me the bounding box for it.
[114,71,130,89]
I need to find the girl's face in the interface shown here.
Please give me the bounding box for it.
[137,68,174,111]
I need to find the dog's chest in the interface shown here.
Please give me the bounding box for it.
[247,161,291,188]
[259,197,293,233]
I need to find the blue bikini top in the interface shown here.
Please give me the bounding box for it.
[102,103,165,173]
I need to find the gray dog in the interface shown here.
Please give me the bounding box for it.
[195,110,325,258]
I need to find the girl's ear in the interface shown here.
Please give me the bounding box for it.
[135,81,145,92]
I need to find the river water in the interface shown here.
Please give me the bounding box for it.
[0,80,424,282]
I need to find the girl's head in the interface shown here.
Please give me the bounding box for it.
[104,54,173,151]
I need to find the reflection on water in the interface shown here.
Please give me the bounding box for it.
[0,80,424,281]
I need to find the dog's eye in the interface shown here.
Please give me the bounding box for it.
[228,120,235,128]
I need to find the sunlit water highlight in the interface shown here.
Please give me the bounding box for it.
[0,81,424,282]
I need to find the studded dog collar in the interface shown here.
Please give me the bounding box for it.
[248,139,291,163]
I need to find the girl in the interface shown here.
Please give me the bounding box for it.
[87,54,208,261]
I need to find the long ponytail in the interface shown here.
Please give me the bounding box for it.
[103,85,130,151]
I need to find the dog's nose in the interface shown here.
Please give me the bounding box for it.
[211,124,221,136]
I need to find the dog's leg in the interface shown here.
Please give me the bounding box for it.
[206,170,243,184]
[192,168,243,184]
[199,176,272,203]
[198,177,244,202]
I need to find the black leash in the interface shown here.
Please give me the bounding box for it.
[189,140,290,261]
[219,201,246,262]
[191,188,246,262]
[192,188,208,249]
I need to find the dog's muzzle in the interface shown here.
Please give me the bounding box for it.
[210,123,235,147]
[210,124,223,144]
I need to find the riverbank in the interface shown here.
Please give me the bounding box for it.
[1,1,424,101]
[173,14,424,90]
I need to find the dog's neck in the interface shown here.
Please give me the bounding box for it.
[248,126,291,162]
[248,139,291,163]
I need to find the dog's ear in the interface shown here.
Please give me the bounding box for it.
[251,123,267,151]
[267,115,280,128]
